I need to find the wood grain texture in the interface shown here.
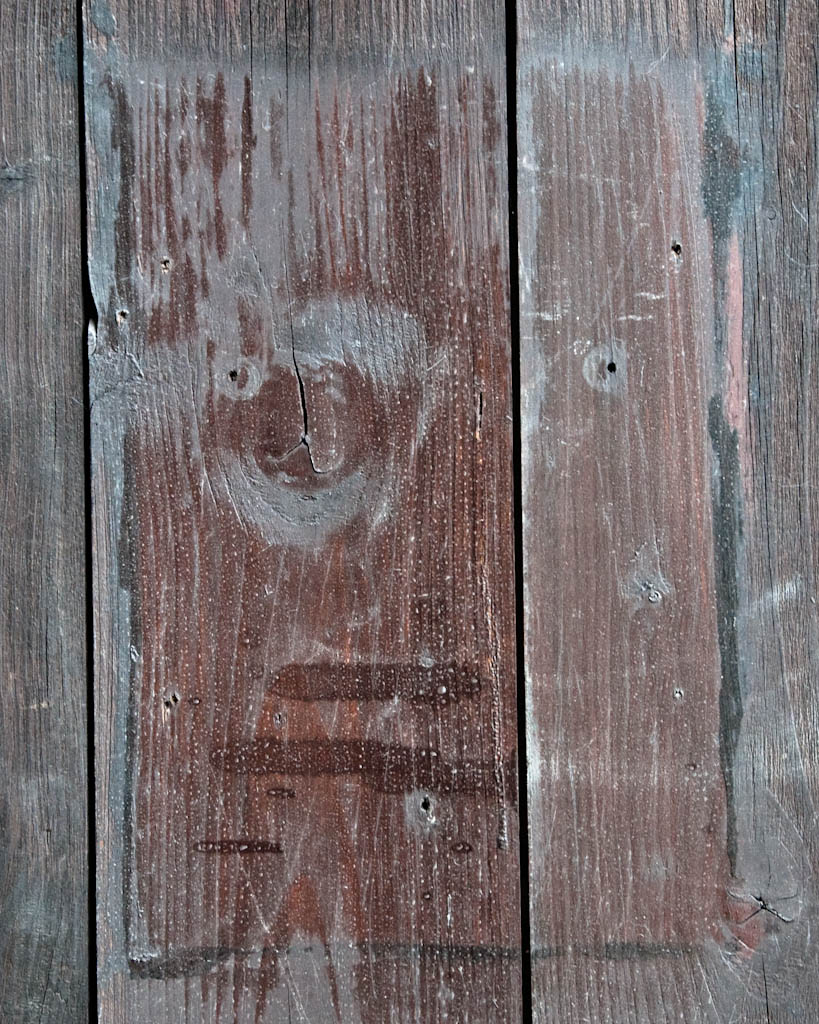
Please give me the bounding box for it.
[0,1,88,1021]
[518,1,818,1021]
[85,1,521,1020]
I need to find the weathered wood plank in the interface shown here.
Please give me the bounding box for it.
[85,2,521,1020]
[518,1,819,1020]
[0,3,88,1021]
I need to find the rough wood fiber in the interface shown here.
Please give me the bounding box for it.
[85,1,521,1020]
[0,2,88,1021]
[519,1,819,1021]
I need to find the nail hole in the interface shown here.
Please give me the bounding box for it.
[607,362,617,373]
[161,257,171,272]
[673,687,684,701]
[116,309,129,324]
[228,368,239,382]
[421,796,431,812]
[671,241,682,257]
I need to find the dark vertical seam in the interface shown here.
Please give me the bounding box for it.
[505,0,533,1020]
[76,2,99,1020]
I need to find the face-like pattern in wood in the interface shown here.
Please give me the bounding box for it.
[90,63,519,1005]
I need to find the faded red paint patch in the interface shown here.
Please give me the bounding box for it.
[107,64,519,1011]
[519,52,733,957]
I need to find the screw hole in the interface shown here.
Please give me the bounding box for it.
[116,309,129,324]
[421,796,431,812]
[671,241,682,257]
[673,687,684,701]
[160,257,171,272]
[607,362,616,373]
[228,368,238,382]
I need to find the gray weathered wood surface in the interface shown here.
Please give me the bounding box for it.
[85,1,521,1021]
[2,0,817,1019]
[0,1,88,1021]
[518,0,819,1020]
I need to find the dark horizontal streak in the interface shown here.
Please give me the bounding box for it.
[129,940,697,979]
[129,942,523,980]
[531,942,695,961]
[272,662,483,705]
[211,738,516,797]
[192,839,282,854]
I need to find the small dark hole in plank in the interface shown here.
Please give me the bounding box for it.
[421,796,431,812]
[161,257,170,272]
[607,362,616,373]
[671,240,682,256]
[228,368,239,382]
[116,309,129,324]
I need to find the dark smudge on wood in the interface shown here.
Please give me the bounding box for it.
[212,738,517,797]
[271,662,483,704]
[708,393,744,875]
[240,75,255,230]
[193,840,283,854]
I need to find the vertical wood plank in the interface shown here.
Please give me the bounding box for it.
[0,2,88,1021]
[518,1,819,1020]
[85,2,521,1020]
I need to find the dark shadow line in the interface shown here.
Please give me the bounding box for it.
[505,0,533,1021]
[75,2,99,1021]
[129,942,526,981]
[128,939,697,982]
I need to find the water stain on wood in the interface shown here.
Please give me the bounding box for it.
[193,840,283,854]
[212,738,516,797]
